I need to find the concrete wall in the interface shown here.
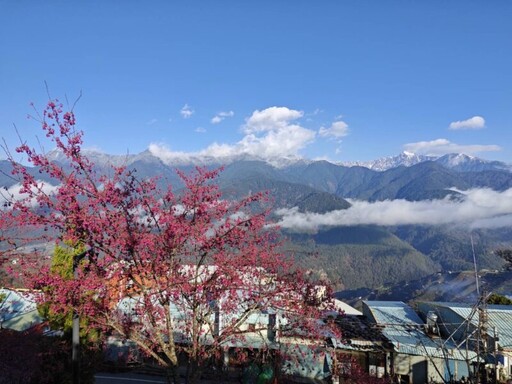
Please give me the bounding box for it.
[392,353,471,384]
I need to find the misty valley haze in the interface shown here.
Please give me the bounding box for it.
[3,146,512,299]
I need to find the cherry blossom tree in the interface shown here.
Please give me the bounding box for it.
[1,100,335,383]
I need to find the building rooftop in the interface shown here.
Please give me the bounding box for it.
[0,288,43,331]
[418,301,512,351]
[363,301,476,361]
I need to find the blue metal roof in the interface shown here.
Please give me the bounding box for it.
[420,302,512,351]
[0,288,44,331]
[363,301,476,361]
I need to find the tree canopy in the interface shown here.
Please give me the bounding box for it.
[0,99,334,383]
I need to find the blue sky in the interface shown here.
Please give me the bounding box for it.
[1,1,511,163]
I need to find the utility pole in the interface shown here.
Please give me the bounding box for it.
[493,327,499,384]
[472,234,484,384]
[476,289,493,384]
[72,249,91,384]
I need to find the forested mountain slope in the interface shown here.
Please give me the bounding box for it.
[3,153,512,299]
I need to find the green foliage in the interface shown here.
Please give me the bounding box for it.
[285,226,438,290]
[333,162,470,201]
[51,242,85,280]
[461,170,512,191]
[220,173,351,213]
[487,293,512,305]
[495,248,512,271]
[39,243,79,332]
[392,225,508,272]
[38,243,99,342]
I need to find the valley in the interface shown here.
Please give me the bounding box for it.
[2,150,512,302]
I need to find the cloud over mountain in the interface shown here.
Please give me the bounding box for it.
[403,138,501,156]
[150,106,317,164]
[276,187,512,231]
[242,107,304,133]
[1,181,60,208]
[140,105,502,166]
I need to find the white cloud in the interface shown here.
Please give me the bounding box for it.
[146,118,158,125]
[237,107,315,157]
[1,181,60,209]
[195,127,206,133]
[180,104,194,119]
[319,120,349,139]
[237,126,315,158]
[149,106,316,164]
[275,187,512,232]
[148,144,194,163]
[211,116,222,124]
[243,106,304,134]
[449,116,485,130]
[403,138,501,156]
[305,108,323,117]
[211,111,234,124]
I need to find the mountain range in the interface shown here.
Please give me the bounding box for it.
[2,149,512,299]
[44,148,512,174]
[340,151,512,172]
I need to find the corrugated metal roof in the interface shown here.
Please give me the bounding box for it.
[363,301,476,361]
[423,302,512,351]
[331,299,362,316]
[0,288,39,315]
[365,301,424,324]
[0,288,44,331]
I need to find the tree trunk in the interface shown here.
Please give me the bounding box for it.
[185,357,203,384]
[165,364,180,384]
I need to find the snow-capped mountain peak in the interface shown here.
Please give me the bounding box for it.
[340,151,436,171]
[45,148,511,173]
[435,153,511,172]
[339,151,511,172]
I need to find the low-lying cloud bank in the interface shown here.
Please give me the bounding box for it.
[275,188,512,232]
[4,182,512,233]
[0,181,61,211]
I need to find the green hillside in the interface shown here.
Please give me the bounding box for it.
[391,225,508,271]
[337,270,512,306]
[285,226,438,290]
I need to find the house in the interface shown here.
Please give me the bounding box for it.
[417,301,512,383]
[278,299,394,383]
[363,301,476,384]
[330,312,394,381]
[114,265,284,350]
[113,265,342,382]
[115,272,368,383]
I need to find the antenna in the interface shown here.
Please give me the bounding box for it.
[471,234,480,297]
